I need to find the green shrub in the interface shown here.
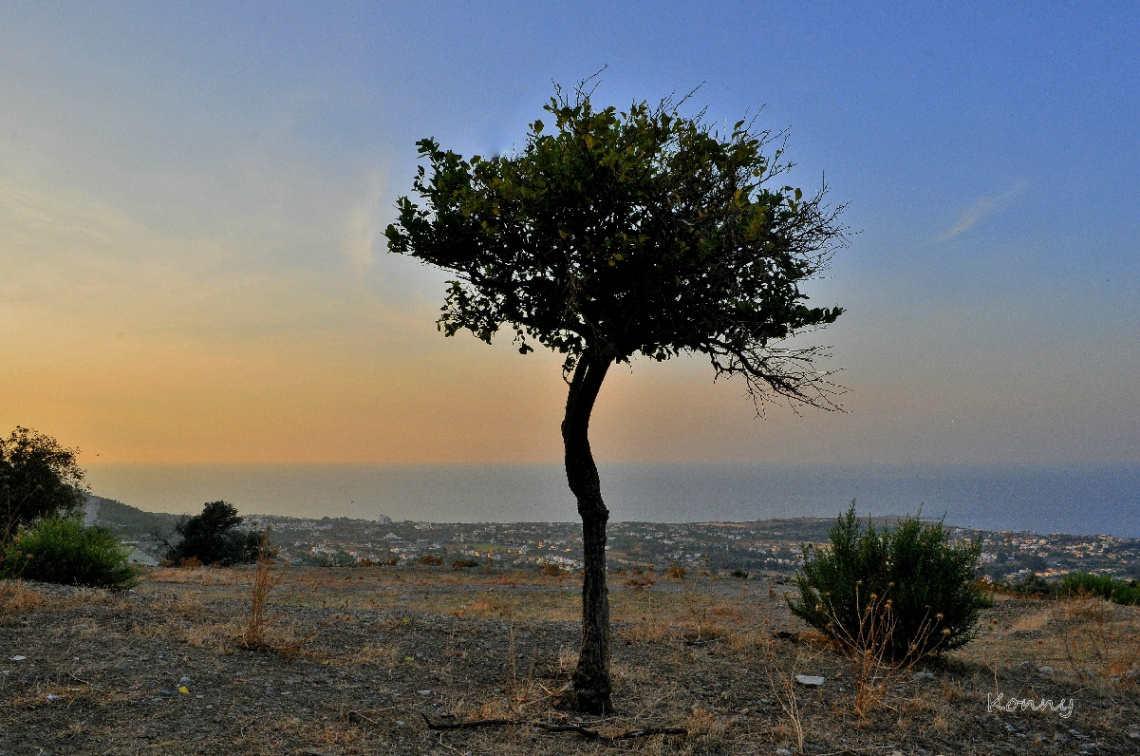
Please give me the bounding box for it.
[165,501,260,566]
[1004,571,1056,598]
[788,504,986,658]
[1059,572,1140,605]
[1,516,139,589]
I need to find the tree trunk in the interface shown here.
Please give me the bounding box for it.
[558,351,614,714]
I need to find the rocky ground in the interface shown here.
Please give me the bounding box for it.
[2,566,1138,755]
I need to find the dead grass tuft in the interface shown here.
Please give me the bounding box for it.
[349,643,400,668]
[0,581,46,621]
[236,532,325,657]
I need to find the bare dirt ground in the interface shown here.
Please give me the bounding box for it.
[2,565,1138,755]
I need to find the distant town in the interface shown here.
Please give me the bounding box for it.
[87,496,1140,582]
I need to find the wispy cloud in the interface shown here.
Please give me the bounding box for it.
[937,180,1028,242]
[343,172,387,272]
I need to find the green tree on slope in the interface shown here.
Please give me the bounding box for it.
[386,83,846,713]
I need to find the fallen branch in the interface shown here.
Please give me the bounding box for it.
[422,714,515,730]
[423,715,687,742]
[610,727,689,740]
[531,721,688,742]
[533,722,602,738]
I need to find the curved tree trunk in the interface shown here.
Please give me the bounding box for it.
[558,351,614,714]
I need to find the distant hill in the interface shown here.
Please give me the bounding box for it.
[83,495,181,542]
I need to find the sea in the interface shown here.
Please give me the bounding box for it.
[84,463,1140,539]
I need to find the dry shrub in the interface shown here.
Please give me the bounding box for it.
[540,564,563,577]
[683,707,729,753]
[452,558,480,570]
[831,592,946,719]
[557,643,577,676]
[357,557,397,567]
[236,531,324,657]
[417,554,443,566]
[624,573,654,590]
[237,535,278,649]
[761,639,810,752]
[666,563,686,581]
[803,588,947,719]
[679,592,739,643]
[178,556,203,569]
[681,608,725,643]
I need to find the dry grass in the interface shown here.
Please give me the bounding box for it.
[0,581,46,622]
[7,565,1140,756]
[1053,595,1140,684]
[960,592,1140,688]
[349,643,401,668]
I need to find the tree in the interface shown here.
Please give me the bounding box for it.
[0,426,87,545]
[385,83,846,713]
[163,500,260,567]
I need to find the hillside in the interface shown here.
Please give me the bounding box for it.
[3,565,1138,755]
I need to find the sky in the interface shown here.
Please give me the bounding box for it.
[2,2,1138,470]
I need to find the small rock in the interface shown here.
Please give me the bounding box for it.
[1079,668,1097,680]
[1037,666,1054,675]
[417,689,432,695]
[9,656,25,662]
[1019,661,1038,672]
[46,693,60,701]
[794,674,826,687]
[1006,724,1016,733]
[179,676,191,683]
[776,750,793,756]
[913,671,935,681]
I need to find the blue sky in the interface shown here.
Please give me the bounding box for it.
[1,2,1137,466]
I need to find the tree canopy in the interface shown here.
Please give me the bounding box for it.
[164,500,260,567]
[386,88,844,406]
[0,426,87,544]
